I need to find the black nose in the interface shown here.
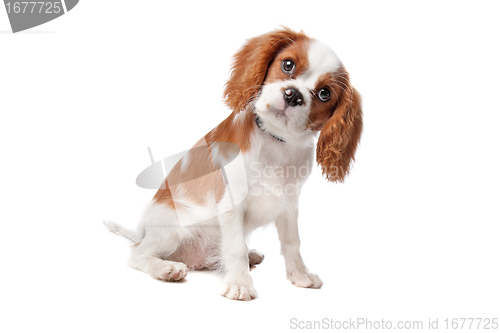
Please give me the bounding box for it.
[283,87,304,106]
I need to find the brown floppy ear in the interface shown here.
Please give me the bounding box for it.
[224,27,308,112]
[316,85,363,182]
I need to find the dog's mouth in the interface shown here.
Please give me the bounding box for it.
[264,106,290,125]
[266,98,285,113]
[267,102,301,118]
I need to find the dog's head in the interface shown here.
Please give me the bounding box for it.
[223,28,363,182]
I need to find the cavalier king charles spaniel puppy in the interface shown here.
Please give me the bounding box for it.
[105,28,363,301]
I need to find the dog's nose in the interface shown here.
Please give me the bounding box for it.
[283,87,304,107]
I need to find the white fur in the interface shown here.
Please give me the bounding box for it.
[303,39,342,89]
[103,220,141,243]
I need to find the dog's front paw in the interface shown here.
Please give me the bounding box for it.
[288,271,323,289]
[155,262,188,281]
[219,280,258,301]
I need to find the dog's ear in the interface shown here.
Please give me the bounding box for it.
[224,27,308,112]
[316,85,363,182]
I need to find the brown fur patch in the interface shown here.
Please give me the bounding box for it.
[205,110,256,153]
[153,138,225,209]
[263,38,310,84]
[307,68,350,131]
[315,68,363,182]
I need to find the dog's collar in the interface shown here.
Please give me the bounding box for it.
[254,115,286,143]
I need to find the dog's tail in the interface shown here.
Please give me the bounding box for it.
[103,220,141,244]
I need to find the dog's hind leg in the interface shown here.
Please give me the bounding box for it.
[125,201,191,281]
[127,238,188,281]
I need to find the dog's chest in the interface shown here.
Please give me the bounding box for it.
[243,143,313,225]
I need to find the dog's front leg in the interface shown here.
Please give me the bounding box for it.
[276,207,323,288]
[218,206,257,301]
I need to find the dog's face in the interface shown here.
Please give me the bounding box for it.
[254,39,343,140]
[224,28,363,182]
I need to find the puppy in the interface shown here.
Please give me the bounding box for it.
[105,28,363,301]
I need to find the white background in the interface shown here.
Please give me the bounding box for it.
[1,1,499,332]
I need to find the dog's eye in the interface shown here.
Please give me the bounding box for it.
[318,88,331,102]
[281,60,295,73]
